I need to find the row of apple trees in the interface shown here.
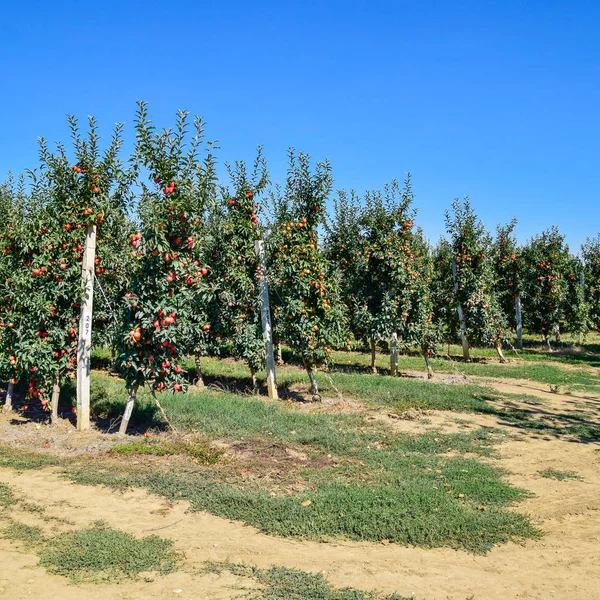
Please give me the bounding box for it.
[1,104,600,433]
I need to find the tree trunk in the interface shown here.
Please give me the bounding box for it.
[306,365,320,400]
[515,295,523,349]
[495,342,507,364]
[277,343,283,365]
[423,352,434,379]
[452,260,470,360]
[194,356,205,387]
[119,385,138,435]
[553,323,561,342]
[544,334,552,352]
[110,346,117,373]
[390,332,399,377]
[370,339,377,374]
[4,382,14,411]
[51,377,60,424]
[250,368,258,392]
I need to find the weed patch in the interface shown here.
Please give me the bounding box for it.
[538,468,582,481]
[111,435,222,464]
[204,561,411,600]
[0,481,16,508]
[3,521,45,546]
[38,522,181,583]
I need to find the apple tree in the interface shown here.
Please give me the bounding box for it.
[492,219,523,347]
[444,197,508,361]
[520,226,573,349]
[269,150,348,397]
[208,149,269,389]
[582,234,600,333]
[116,103,216,433]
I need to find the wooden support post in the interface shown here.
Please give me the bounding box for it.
[76,224,97,430]
[370,339,377,373]
[452,260,470,360]
[390,332,399,376]
[579,272,585,345]
[4,382,14,411]
[51,377,60,424]
[194,356,205,388]
[254,240,278,400]
[515,295,523,349]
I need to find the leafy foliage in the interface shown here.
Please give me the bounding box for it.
[269,151,348,378]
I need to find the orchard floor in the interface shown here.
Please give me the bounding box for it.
[1,366,600,600]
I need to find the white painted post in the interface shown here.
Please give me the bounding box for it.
[4,382,14,411]
[452,260,470,360]
[76,224,97,430]
[119,385,138,435]
[51,377,60,423]
[515,295,523,349]
[579,272,585,345]
[423,351,434,379]
[370,339,377,373]
[254,240,278,400]
[194,356,205,388]
[390,332,399,376]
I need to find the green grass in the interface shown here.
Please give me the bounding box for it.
[327,349,600,393]
[0,482,17,508]
[30,375,536,553]
[65,453,534,553]
[0,390,537,554]
[2,521,45,546]
[38,522,181,583]
[205,562,411,600]
[537,467,583,481]
[111,436,223,463]
[14,342,589,555]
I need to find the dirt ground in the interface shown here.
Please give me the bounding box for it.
[1,379,600,599]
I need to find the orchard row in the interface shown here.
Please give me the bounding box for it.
[1,103,599,432]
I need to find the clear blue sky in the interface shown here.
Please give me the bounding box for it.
[1,1,598,251]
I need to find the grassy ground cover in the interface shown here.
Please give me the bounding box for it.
[1,368,539,553]
[204,562,411,600]
[7,337,597,555]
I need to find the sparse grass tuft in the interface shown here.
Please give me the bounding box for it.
[3,521,45,546]
[111,435,222,464]
[538,467,582,481]
[38,522,181,583]
[204,561,411,599]
[0,446,60,470]
[0,482,17,508]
